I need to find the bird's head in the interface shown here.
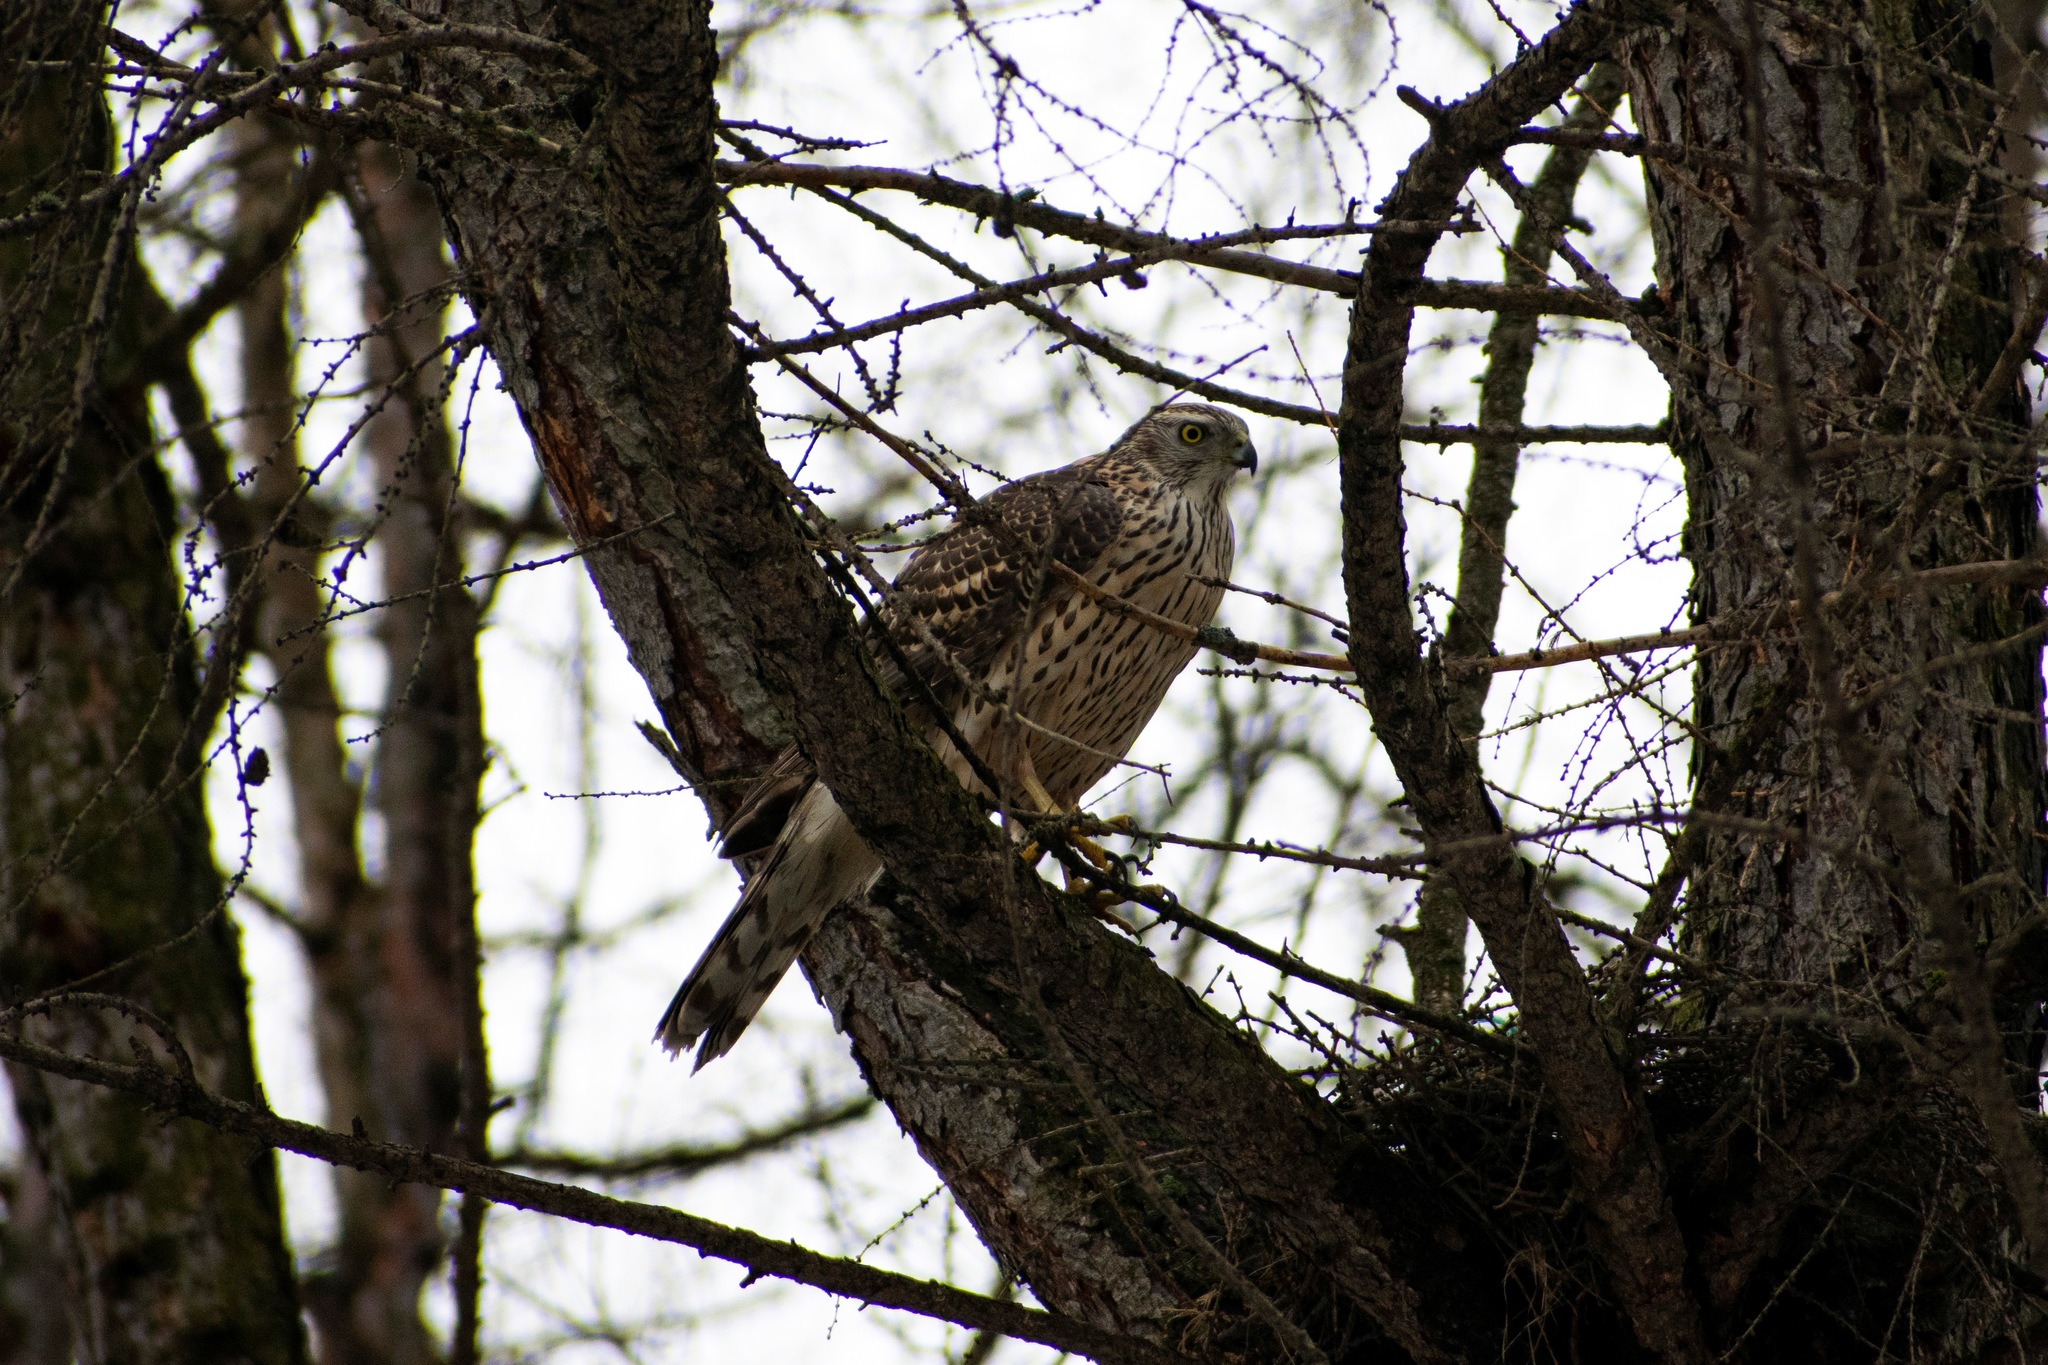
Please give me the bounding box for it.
[1114,403,1258,488]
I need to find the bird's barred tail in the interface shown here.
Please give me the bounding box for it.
[655,781,881,1071]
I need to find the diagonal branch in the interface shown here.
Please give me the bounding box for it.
[409,0,1455,1355]
[1334,2,1710,1361]
[0,1025,1193,1365]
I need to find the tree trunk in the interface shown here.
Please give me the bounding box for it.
[1630,0,2043,1016]
[0,9,306,1363]
[356,133,489,1365]
[0,1155,74,1364]
[393,1,1497,1359]
[264,131,486,1364]
[1621,0,2048,1345]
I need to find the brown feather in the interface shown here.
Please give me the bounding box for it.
[656,404,1255,1068]
[715,744,813,859]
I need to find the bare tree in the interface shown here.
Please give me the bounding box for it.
[8,0,2048,1359]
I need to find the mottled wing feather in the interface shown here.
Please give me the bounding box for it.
[715,743,812,859]
[879,461,1125,703]
[708,463,1124,861]
[663,404,1250,1071]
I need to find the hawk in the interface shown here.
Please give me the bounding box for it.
[657,403,1258,1069]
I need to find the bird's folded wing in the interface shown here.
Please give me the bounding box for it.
[882,462,1126,696]
[715,744,814,859]
[714,463,1125,861]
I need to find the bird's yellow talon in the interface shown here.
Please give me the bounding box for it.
[1085,891,1145,937]
[1071,832,1117,873]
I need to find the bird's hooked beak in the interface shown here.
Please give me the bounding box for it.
[1232,439,1259,474]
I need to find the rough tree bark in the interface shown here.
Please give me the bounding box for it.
[1622,0,2048,1340]
[0,6,306,1362]
[1632,0,2043,1037]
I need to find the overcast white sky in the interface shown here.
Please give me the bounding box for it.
[15,1,1686,1359]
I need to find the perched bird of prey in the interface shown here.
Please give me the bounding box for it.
[657,403,1257,1069]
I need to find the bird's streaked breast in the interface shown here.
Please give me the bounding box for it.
[999,473,1236,804]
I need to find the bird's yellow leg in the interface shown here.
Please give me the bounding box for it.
[1012,768,1061,866]
[1064,812,1135,879]
[1009,780,1122,887]
[1032,810,1158,924]
[1059,821,1123,895]
[1006,758,1132,890]
[1068,817,1170,915]
[1018,770,1062,819]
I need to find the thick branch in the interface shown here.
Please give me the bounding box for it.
[1336,4,1709,1362]
[1402,63,1631,1013]
[412,0,1453,1356]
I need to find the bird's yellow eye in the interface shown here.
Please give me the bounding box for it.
[1180,423,1206,444]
